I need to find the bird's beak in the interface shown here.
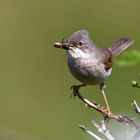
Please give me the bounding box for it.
[54,42,75,50]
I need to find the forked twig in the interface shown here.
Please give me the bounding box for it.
[79,121,115,140]
[92,120,114,140]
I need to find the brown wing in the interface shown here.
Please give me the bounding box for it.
[101,49,112,71]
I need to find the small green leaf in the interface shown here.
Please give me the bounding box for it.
[131,80,139,87]
[115,50,140,67]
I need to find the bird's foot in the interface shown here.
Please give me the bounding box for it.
[70,84,86,98]
[103,108,112,118]
[98,106,112,118]
[70,85,79,98]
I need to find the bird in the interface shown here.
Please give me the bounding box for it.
[54,29,134,116]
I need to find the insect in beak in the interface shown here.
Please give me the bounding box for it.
[54,42,75,50]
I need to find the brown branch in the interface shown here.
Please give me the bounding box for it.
[72,88,139,129]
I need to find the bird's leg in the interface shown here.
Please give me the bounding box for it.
[70,84,86,98]
[100,83,112,116]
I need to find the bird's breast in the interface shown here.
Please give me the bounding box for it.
[67,54,112,85]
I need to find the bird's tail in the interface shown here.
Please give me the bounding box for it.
[108,38,134,57]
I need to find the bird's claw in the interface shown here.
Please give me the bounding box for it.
[70,85,80,98]
[102,108,112,118]
[98,106,112,118]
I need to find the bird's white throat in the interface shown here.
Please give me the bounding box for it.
[67,48,90,59]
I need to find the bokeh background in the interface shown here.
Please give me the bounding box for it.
[0,0,140,140]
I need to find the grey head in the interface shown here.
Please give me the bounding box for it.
[54,30,101,56]
[68,30,104,56]
[67,30,96,50]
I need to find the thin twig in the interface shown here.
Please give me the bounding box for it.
[131,99,140,140]
[79,125,103,140]
[132,99,140,114]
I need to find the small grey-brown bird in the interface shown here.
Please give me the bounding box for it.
[54,30,134,115]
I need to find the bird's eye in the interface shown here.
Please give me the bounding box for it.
[78,41,85,46]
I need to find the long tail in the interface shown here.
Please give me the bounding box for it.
[108,38,134,57]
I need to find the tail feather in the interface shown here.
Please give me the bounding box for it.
[108,38,134,57]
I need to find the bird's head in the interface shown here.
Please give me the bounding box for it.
[54,30,95,53]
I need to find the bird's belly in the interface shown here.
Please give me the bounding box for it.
[68,58,112,85]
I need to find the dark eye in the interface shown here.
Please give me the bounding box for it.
[78,41,85,46]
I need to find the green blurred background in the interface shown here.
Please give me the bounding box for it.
[0,0,140,140]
